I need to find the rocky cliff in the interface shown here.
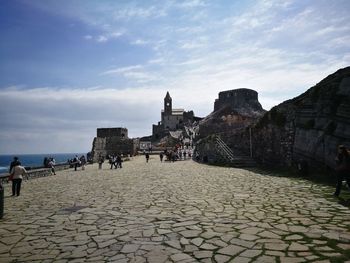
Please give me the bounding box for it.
[250,66,350,171]
[195,67,350,174]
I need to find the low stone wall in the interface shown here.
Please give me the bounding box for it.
[0,163,71,185]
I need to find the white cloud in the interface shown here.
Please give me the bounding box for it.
[180,42,205,49]
[148,58,165,65]
[84,29,125,43]
[97,35,108,42]
[113,6,166,20]
[0,86,167,154]
[2,0,350,154]
[131,39,148,45]
[176,0,207,9]
[100,65,162,83]
[101,65,143,75]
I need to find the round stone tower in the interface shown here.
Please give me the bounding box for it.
[214,88,263,112]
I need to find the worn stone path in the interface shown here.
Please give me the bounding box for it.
[0,156,350,263]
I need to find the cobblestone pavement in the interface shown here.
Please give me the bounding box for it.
[1,156,350,263]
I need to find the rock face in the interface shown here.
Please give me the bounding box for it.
[249,67,350,170]
[195,67,350,174]
[198,88,265,138]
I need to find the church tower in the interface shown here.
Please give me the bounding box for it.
[164,91,172,115]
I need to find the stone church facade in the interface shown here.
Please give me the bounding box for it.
[152,92,200,140]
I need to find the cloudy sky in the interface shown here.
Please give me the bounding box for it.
[0,0,349,154]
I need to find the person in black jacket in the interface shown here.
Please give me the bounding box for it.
[116,155,122,168]
[9,157,19,173]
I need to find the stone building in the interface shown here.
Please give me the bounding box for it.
[214,88,264,115]
[91,127,138,161]
[198,88,266,138]
[152,92,200,140]
[97,128,128,138]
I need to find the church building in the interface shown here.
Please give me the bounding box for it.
[152,92,200,140]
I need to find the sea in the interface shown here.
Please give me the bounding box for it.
[0,153,85,174]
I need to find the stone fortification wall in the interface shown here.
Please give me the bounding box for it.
[214,88,263,113]
[163,114,183,130]
[198,88,265,139]
[91,127,138,161]
[97,128,128,138]
[152,123,165,140]
[91,137,137,161]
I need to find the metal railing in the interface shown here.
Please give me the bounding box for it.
[215,135,235,162]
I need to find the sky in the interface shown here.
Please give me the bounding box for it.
[0,0,349,154]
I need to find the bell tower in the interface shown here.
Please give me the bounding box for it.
[164,91,172,115]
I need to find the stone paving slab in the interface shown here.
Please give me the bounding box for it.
[0,156,350,262]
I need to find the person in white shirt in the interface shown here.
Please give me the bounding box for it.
[10,161,27,196]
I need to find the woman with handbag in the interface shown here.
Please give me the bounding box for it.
[334,145,350,197]
[10,161,27,197]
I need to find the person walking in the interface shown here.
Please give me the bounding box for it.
[145,152,150,163]
[109,155,114,169]
[73,155,80,171]
[48,158,56,175]
[160,152,164,162]
[334,145,350,197]
[10,161,27,196]
[116,154,122,168]
[80,155,86,171]
[98,154,104,170]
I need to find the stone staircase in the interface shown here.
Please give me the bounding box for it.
[214,136,256,167]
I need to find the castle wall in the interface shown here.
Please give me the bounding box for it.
[97,128,128,138]
[183,111,195,123]
[214,89,262,112]
[152,123,165,140]
[163,114,183,130]
[91,127,138,161]
[91,136,137,161]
